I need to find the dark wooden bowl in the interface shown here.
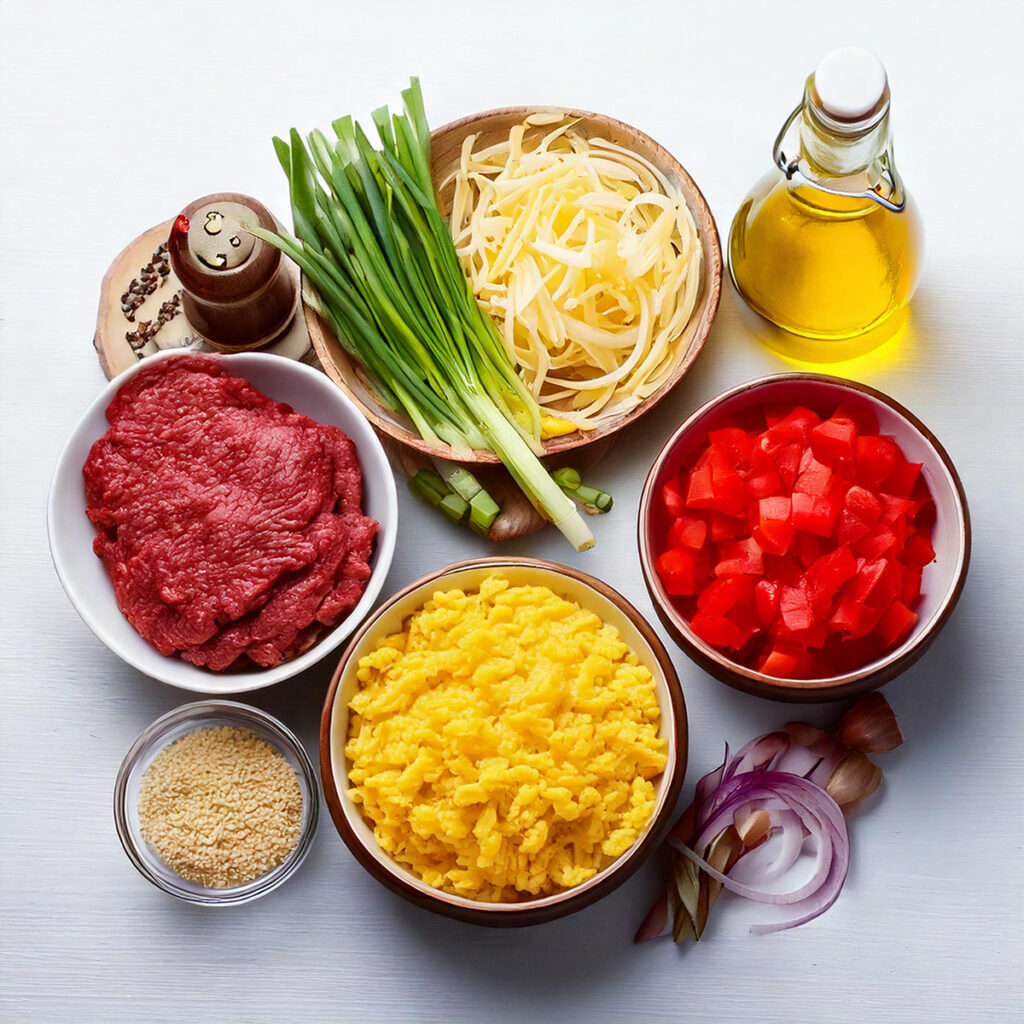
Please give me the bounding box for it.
[637,374,971,703]
[319,557,688,926]
[305,105,722,464]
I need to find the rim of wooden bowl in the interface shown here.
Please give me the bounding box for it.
[319,556,688,926]
[637,373,972,704]
[305,105,723,464]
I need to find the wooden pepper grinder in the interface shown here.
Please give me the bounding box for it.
[167,192,297,351]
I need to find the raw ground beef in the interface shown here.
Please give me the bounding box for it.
[84,354,378,670]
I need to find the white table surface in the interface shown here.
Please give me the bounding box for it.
[3,1,1022,1021]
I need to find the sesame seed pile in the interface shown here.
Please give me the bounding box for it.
[138,726,304,889]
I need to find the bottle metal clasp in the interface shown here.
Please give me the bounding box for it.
[772,102,907,213]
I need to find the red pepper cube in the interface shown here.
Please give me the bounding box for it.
[794,455,835,498]
[743,446,783,499]
[902,531,936,569]
[778,584,816,632]
[763,552,804,588]
[834,401,879,436]
[852,524,900,561]
[709,512,747,541]
[805,545,859,617]
[809,415,858,468]
[795,531,829,569]
[776,620,828,650]
[764,406,821,446]
[685,461,716,511]
[663,475,688,517]
[845,485,884,525]
[837,508,872,546]
[705,445,748,516]
[876,599,918,650]
[754,578,780,627]
[911,476,937,526]
[882,451,923,498]
[656,548,699,596]
[752,496,794,555]
[791,491,841,538]
[725,600,762,651]
[668,513,708,552]
[708,427,752,469]
[760,644,802,678]
[855,435,898,490]
[690,610,741,650]
[901,564,923,604]
[714,538,764,577]
[770,442,803,491]
[880,494,917,527]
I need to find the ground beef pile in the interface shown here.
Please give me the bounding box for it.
[83,355,378,671]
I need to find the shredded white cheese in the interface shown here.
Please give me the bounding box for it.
[445,118,703,432]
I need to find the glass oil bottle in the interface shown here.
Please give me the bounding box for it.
[729,48,923,359]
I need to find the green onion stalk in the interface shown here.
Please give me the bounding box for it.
[249,79,593,551]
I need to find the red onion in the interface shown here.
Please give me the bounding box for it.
[636,694,903,943]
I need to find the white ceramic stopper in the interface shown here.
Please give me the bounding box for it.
[814,47,888,120]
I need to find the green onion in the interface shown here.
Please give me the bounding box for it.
[552,466,613,513]
[250,78,593,551]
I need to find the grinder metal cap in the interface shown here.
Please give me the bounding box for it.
[168,192,297,350]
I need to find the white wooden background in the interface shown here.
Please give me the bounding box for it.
[2,2,1022,1021]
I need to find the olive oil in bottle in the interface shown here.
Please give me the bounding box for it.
[729,48,922,354]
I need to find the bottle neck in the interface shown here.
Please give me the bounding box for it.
[798,105,891,180]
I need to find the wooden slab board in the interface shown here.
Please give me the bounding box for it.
[93,222,615,541]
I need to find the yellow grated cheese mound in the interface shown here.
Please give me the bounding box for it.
[138,726,303,889]
[346,575,669,902]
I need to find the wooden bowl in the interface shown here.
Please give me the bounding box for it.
[320,557,688,926]
[637,374,971,703]
[305,106,722,464]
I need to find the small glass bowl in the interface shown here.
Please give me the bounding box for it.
[114,700,319,906]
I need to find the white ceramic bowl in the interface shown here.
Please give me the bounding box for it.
[319,557,688,926]
[48,350,397,693]
[638,373,971,702]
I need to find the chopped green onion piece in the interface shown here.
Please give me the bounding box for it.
[439,492,469,522]
[552,466,582,491]
[575,484,613,512]
[469,490,500,532]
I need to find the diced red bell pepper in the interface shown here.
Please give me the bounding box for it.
[902,531,936,569]
[852,524,899,561]
[662,476,687,517]
[770,442,803,491]
[778,584,816,632]
[901,565,922,604]
[743,446,783,499]
[715,538,764,576]
[690,610,741,649]
[845,485,884,525]
[752,496,794,555]
[876,599,918,650]
[794,455,834,498]
[709,512,746,541]
[880,493,917,526]
[697,574,756,616]
[685,461,716,511]
[911,475,937,526]
[668,514,708,551]
[795,531,829,569]
[725,600,762,651]
[855,435,898,490]
[791,490,841,538]
[763,552,804,588]
[834,401,878,436]
[882,451,923,498]
[704,445,748,516]
[754,578,780,626]
[805,545,858,617]
[809,414,857,467]
[764,406,821,446]
[656,548,700,596]
[776,620,828,650]
[708,427,752,469]
[760,644,802,678]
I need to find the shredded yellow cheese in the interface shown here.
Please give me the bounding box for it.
[346,575,668,902]
[445,115,703,433]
